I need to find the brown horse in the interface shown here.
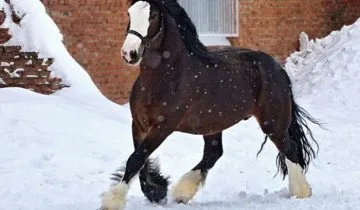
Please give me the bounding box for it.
[100,0,320,209]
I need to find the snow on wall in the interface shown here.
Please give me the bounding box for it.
[0,0,104,98]
[285,18,360,113]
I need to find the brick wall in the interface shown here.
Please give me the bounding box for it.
[43,0,360,104]
[43,0,136,104]
[229,0,360,62]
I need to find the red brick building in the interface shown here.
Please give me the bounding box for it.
[42,0,360,104]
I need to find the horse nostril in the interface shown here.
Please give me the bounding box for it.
[121,49,127,56]
[130,50,138,60]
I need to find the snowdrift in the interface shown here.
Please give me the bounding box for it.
[0,0,117,101]
[286,18,360,113]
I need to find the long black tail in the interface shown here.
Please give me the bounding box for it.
[277,95,322,179]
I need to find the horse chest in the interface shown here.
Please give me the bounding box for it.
[133,102,168,128]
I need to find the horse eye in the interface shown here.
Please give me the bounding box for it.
[149,11,157,19]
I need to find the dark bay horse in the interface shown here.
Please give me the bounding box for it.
[100,0,320,209]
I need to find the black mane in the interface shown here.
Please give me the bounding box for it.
[130,0,220,65]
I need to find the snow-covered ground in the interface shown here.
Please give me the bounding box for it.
[1,0,360,209]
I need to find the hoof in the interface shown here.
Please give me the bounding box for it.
[143,187,168,204]
[291,183,312,198]
[174,196,192,204]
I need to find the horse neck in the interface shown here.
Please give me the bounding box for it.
[139,19,190,87]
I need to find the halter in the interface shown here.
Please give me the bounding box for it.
[125,13,164,51]
[126,29,150,48]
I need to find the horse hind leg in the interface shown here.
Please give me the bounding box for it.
[271,132,312,198]
[171,132,223,203]
[256,113,312,198]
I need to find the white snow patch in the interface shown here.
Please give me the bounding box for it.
[285,18,360,114]
[4,67,23,78]
[0,0,115,103]
[1,62,11,66]
[0,0,121,112]
[25,60,33,65]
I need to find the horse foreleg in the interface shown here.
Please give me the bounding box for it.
[171,132,223,204]
[139,159,169,203]
[100,123,172,210]
[130,121,169,204]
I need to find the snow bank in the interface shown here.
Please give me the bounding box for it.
[0,0,109,99]
[0,0,124,111]
[285,18,360,113]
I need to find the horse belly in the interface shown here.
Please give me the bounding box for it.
[176,104,253,135]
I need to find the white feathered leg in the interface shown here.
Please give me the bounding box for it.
[285,158,312,198]
[101,182,129,210]
[171,170,203,203]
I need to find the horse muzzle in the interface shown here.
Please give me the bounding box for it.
[121,48,142,65]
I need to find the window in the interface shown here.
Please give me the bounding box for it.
[178,0,239,46]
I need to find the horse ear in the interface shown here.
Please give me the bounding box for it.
[128,0,136,5]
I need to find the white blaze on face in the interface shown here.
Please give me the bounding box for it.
[122,1,151,64]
